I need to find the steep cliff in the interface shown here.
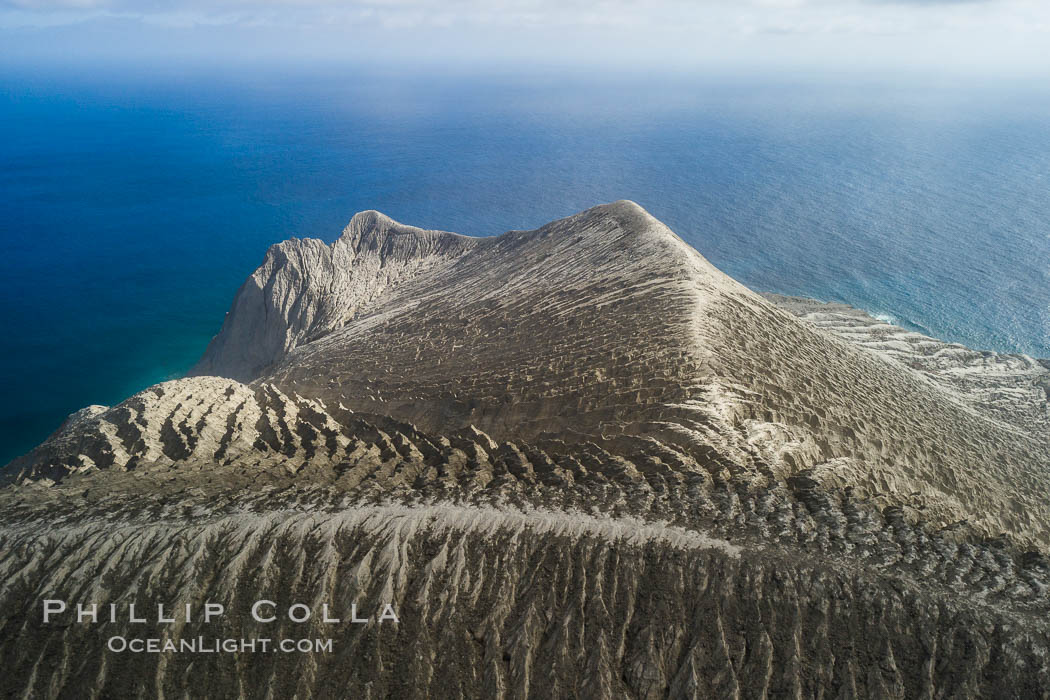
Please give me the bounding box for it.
[192,211,479,382]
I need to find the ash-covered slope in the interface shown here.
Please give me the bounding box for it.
[191,200,1048,547]
[765,293,1050,437]
[4,202,1050,698]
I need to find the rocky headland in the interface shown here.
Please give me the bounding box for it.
[2,202,1048,698]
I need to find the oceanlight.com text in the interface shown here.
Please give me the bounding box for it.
[107,636,333,654]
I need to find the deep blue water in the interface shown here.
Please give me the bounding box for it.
[2,68,1048,465]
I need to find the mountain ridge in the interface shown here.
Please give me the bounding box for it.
[10,202,1050,547]
[4,202,1050,697]
[187,201,1050,547]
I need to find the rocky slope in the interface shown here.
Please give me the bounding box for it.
[3,202,1049,698]
[192,212,479,383]
[765,293,1050,437]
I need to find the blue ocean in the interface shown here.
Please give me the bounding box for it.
[2,67,1048,465]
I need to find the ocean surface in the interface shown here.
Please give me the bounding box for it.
[2,67,1048,466]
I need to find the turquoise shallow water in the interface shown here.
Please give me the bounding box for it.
[1,68,1048,465]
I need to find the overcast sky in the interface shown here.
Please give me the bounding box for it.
[2,0,1048,76]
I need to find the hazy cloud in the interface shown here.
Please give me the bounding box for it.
[1,0,1047,74]
[864,0,992,4]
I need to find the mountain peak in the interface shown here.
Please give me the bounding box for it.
[341,209,418,245]
[182,202,1050,547]
[9,202,1050,697]
[191,211,479,382]
[340,209,475,252]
